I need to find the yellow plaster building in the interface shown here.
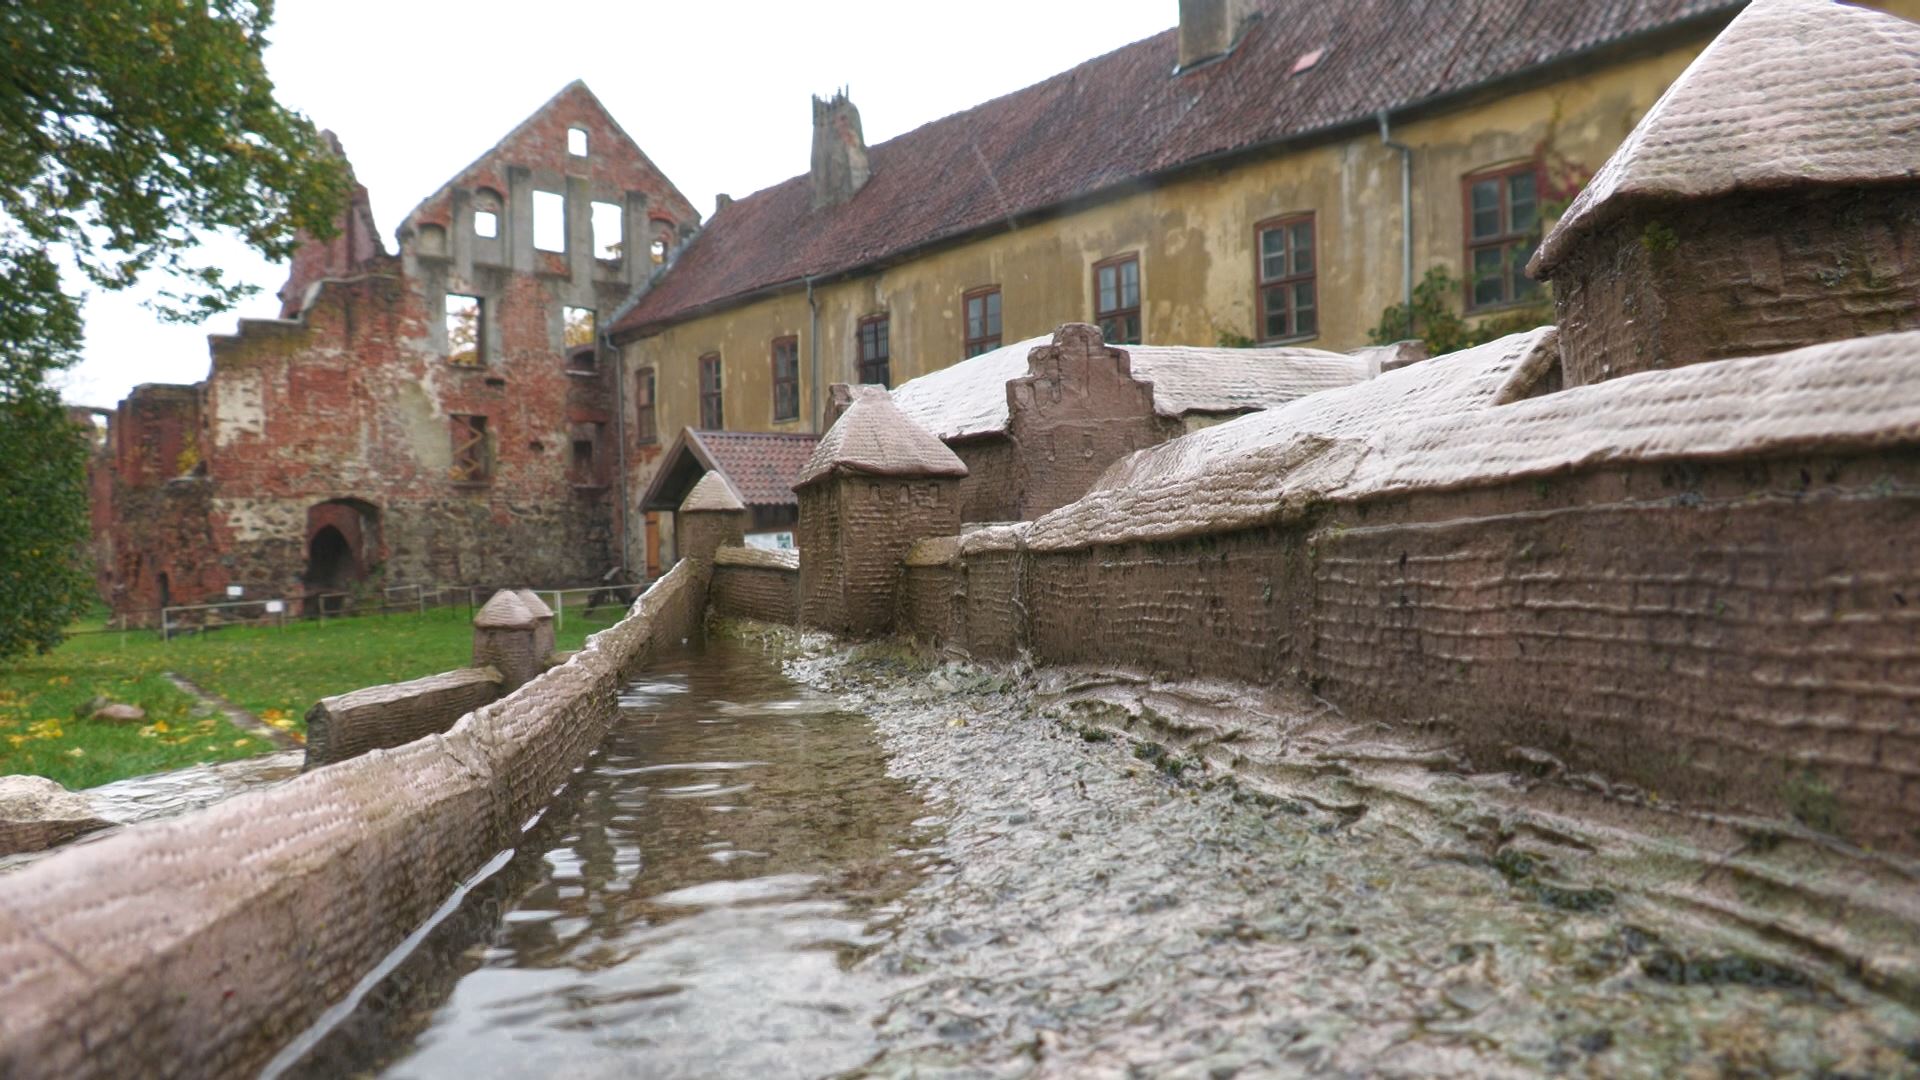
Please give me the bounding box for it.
[609,0,1920,572]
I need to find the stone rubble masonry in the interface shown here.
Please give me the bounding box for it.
[1533,0,1920,385]
[0,561,708,1080]
[302,666,505,771]
[710,545,800,625]
[90,83,699,624]
[472,590,540,690]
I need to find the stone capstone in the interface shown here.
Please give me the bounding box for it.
[90,703,147,724]
[0,776,113,856]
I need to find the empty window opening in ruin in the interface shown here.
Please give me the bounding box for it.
[593,202,624,261]
[635,367,658,443]
[964,287,1001,357]
[699,353,724,429]
[1257,214,1316,341]
[533,190,566,253]
[569,422,605,487]
[772,335,800,422]
[1465,162,1544,310]
[450,414,491,483]
[649,218,675,264]
[473,209,498,239]
[568,127,589,156]
[565,307,597,371]
[446,294,484,366]
[1094,254,1141,345]
[858,314,891,387]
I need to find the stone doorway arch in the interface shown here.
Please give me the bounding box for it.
[302,498,382,613]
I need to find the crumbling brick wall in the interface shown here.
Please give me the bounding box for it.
[93,85,697,619]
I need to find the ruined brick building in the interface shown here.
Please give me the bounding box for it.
[92,84,697,621]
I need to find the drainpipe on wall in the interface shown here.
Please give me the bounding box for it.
[1377,110,1415,340]
[806,275,823,431]
[608,329,633,579]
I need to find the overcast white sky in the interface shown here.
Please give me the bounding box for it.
[54,0,1177,409]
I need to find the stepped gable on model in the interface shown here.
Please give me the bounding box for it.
[795,387,969,489]
[887,335,1380,442]
[1533,0,1920,276]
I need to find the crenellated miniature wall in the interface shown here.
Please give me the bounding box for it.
[0,562,708,1080]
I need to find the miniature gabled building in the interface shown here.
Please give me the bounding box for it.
[795,387,968,636]
[1531,0,1920,386]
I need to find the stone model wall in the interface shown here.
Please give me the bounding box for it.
[0,562,708,1080]
[799,477,961,636]
[1005,327,1168,519]
[1551,188,1920,387]
[710,546,800,625]
[890,332,1920,858]
[303,667,505,770]
[950,438,1019,523]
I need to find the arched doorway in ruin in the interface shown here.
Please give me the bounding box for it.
[302,498,382,613]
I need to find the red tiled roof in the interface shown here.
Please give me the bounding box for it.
[614,0,1740,337]
[639,429,820,511]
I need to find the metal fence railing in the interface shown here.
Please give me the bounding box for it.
[81,579,655,644]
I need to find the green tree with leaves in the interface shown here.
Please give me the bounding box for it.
[0,0,349,659]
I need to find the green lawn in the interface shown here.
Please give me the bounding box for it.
[0,600,629,789]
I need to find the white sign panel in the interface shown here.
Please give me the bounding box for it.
[226,585,245,598]
[264,600,285,614]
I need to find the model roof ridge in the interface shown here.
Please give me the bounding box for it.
[1533,0,1920,275]
[473,589,534,628]
[795,386,970,489]
[680,470,747,512]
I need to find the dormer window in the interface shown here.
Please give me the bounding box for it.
[567,127,589,156]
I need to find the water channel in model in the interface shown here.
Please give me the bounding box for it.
[283,637,939,1079]
[278,635,1920,1078]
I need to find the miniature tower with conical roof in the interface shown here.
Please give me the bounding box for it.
[795,386,970,636]
[472,589,539,690]
[1530,0,1920,387]
[675,471,749,565]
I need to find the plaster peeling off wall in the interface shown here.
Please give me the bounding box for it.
[211,371,266,448]
[211,497,305,545]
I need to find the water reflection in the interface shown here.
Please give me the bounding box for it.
[368,640,937,1079]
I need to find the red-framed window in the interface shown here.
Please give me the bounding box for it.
[963,287,1002,357]
[634,367,657,444]
[1464,163,1544,310]
[771,335,800,422]
[699,353,723,429]
[1093,254,1141,344]
[1256,214,1316,341]
[858,314,891,387]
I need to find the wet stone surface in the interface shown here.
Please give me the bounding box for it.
[792,645,1920,1079]
[296,633,1920,1078]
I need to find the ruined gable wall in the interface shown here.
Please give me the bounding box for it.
[1006,330,1173,519]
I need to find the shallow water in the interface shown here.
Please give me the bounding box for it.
[301,639,937,1079]
[291,636,1920,1079]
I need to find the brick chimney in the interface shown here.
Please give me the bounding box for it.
[1178,0,1256,71]
[810,91,870,209]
